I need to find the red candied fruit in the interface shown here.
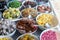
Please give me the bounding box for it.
[41,30,57,40]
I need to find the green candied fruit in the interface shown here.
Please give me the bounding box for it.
[9,1,22,8]
[3,7,20,19]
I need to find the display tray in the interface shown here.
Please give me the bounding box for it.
[12,0,56,40]
[0,0,58,40]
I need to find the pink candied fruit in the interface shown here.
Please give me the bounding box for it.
[41,30,57,40]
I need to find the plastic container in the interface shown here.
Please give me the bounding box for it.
[16,33,39,40]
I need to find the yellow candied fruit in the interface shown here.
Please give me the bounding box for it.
[0,37,10,40]
[37,14,54,26]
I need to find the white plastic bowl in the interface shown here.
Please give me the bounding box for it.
[3,9,21,21]
[0,19,16,37]
[36,4,52,13]
[22,0,37,8]
[36,13,58,30]
[40,28,57,40]
[7,1,22,9]
[16,33,39,40]
[16,18,38,34]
